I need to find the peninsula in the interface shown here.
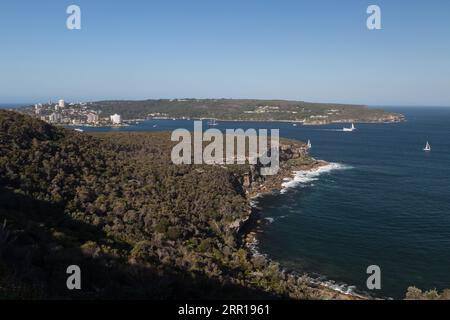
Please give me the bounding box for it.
[17,99,404,126]
[90,99,404,124]
[0,110,355,299]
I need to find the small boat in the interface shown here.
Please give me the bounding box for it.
[424,141,431,152]
[293,123,298,127]
[307,140,312,149]
[153,124,158,128]
[343,123,356,132]
[208,119,219,126]
[74,128,84,133]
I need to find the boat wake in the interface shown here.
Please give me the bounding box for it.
[281,163,352,193]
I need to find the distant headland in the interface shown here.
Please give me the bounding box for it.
[16,99,404,127]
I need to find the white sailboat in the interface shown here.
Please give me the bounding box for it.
[74,128,84,133]
[208,119,219,126]
[307,140,312,149]
[343,123,356,132]
[424,141,431,152]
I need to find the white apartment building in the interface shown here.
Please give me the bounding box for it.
[110,114,122,124]
[49,113,62,123]
[87,113,99,124]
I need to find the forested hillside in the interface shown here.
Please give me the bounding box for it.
[0,110,344,299]
[88,99,403,124]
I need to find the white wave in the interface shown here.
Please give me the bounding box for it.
[264,217,275,224]
[321,280,357,296]
[281,163,351,193]
[249,199,258,207]
[246,236,268,258]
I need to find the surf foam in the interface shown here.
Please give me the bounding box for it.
[281,162,351,193]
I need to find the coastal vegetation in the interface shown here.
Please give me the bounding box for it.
[405,287,450,300]
[0,110,346,299]
[86,99,403,124]
[1,110,442,300]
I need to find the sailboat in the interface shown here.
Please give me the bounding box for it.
[307,140,312,149]
[424,141,431,152]
[208,119,219,126]
[343,123,356,132]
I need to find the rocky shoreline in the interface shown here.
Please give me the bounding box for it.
[236,142,370,300]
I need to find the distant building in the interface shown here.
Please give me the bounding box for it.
[110,114,122,124]
[87,113,99,124]
[49,113,62,123]
[58,99,65,108]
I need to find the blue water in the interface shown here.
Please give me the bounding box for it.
[0,103,28,109]
[82,107,450,298]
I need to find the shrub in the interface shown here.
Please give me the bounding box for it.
[130,241,153,260]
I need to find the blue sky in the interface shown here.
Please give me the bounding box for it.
[0,0,449,106]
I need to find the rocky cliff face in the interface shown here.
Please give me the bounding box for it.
[238,140,310,191]
[228,140,312,233]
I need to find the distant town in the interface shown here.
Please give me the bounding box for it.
[19,100,127,127]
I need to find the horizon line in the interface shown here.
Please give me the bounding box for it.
[1,99,450,109]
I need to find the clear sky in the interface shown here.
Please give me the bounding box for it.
[1,0,449,106]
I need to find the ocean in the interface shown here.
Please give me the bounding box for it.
[80,107,450,298]
[0,103,28,109]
